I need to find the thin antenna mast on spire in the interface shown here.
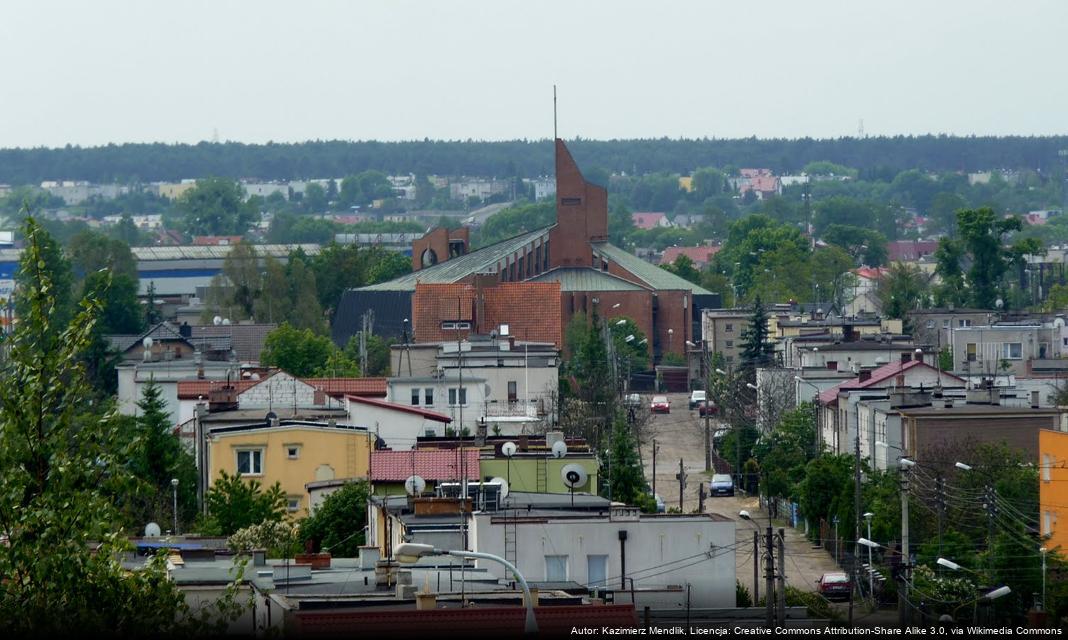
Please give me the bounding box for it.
[553,85,558,139]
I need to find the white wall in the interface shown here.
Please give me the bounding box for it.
[345,398,449,449]
[470,513,736,608]
[238,372,345,410]
[386,378,488,433]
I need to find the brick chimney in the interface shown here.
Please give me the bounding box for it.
[858,369,872,383]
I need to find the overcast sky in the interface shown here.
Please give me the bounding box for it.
[1,0,1065,148]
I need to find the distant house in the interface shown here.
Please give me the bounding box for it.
[631,212,671,230]
[888,240,939,262]
[845,266,889,316]
[659,245,721,269]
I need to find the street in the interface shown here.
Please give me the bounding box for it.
[640,393,842,596]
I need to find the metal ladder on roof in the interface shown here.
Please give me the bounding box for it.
[503,511,518,568]
[536,456,548,493]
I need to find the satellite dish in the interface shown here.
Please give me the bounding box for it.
[213,315,223,326]
[265,410,278,422]
[490,476,510,499]
[144,522,161,537]
[1055,317,1066,328]
[551,440,568,459]
[561,464,588,489]
[142,337,154,349]
[222,318,231,326]
[501,441,517,457]
[251,373,261,380]
[404,475,427,496]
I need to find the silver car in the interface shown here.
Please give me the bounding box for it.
[709,474,734,497]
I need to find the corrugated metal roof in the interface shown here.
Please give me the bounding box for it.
[593,243,712,294]
[0,244,322,264]
[359,227,552,291]
[527,267,649,292]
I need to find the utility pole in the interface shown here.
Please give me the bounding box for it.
[651,439,658,497]
[703,341,711,472]
[849,429,861,626]
[753,531,760,605]
[937,475,946,557]
[765,526,775,628]
[777,528,786,624]
[698,483,705,514]
[677,459,686,511]
[899,466,911,626]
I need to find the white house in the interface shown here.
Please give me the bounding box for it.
[386,374,489,435]
[345,395,452,448]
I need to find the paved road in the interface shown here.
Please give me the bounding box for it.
[639,393,841,595]
[464,201,513,226]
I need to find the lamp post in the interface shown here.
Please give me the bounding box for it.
[395,543,538,634]
[668,328,674,355]
[171,478,180,535]
[1040,547,1048,612]
[741,510,774,627]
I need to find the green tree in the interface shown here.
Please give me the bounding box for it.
[260,322,335,377]
[609,316,650,372]
[283,255,324,332]
[928,192,967,235]
[128,379,198,531]
[144,280,163,326]
[797,453,853,533]
[661,254,702,285]
[67,230,138,282]
[822,224,888,266]
[344,334,393,377]
[0,218,212,635]
[876,262,929,322]
[84,270,143,334]
[314,348,360,377]
[753,405,818,510]
[14,218,73,330]
[602,418,647,505]
[958,208,1022,309]
[933,237,968,308]
[178,177,257,236]
[202,470,287,536]
[302,182,328,212]
[739,297,775,379]
[300,480,371,556]
[566,313,613,407]
[202,242,262,322]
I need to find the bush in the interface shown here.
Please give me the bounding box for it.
[228,520,301,558]
[736,580,753,607]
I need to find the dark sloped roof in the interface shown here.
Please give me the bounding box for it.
[593,243,712,294]
[527,267,649,292]
[359,227,552,291]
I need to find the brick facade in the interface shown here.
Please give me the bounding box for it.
[412,281,562,346]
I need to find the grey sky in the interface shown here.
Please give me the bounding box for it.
[2,0,1065,148]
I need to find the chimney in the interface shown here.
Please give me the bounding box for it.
[914,349,923,365]
[900,352,911,363]
[179,322,192,338]
[1031,390,1041,408]
[858,369,872,383]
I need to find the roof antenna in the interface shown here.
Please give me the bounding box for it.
[553,85,558,140]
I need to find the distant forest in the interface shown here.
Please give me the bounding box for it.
[2,136,1068,184]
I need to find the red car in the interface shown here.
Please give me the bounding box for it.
[817,572,852,601]
[697,400,718,417]
[650,395,670,413]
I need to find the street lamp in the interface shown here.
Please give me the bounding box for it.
[746,383,758,391]
[955,462,972,471]
[394,543,538,634]
[715,368,728,376]
[863,512,875,598]
[615,319,627,327]
[170,478,180,535]
[668,328,674,353]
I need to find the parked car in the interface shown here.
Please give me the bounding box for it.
[697,400,717,417]
[709,474,734,496]
[625,393,641,408]
[817,572,853,601]
[689,390,707,409]
[650,395,670,413]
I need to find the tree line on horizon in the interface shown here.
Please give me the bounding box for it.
[2,135,1068,184]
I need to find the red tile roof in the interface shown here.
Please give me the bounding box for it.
[852,266,890,280]
[177,375,387,400]
[659,245,721,267]
[817,359,964,405]
[177,379,260,399]
[303,377,387,398]
[631,212,668,230]
[347,394,451,423]
[370,448,481,482]
[741,175,780,194]
[887,240,938,262]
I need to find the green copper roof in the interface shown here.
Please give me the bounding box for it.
[527,267,649,292]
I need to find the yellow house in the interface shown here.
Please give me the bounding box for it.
[208,420,372,518]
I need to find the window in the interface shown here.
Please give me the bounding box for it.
[926,320,935,329]
[1043,511,1053,536]
[942,320,950,329]
[508,381,518,403]
[545,555,568,581]
[456,322,471,330]
[441,321,456,330]
[1043,454,1052,482]
[725,323,734,332]
[425,388,434,406]
[587,555,608,588]
[726,340,734,348]
[286,445,300,460]
[287,497,301,513]
[449,387,467,406]
[958,319,972,328]
[236,449,263,475]
[1002,342,1022,360]
[966,343,977,362]
[411,388,421,406]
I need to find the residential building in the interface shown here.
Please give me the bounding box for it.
[206,418,372,517]
[789,335,919,371]
[908,308,997,352]
[844,267,888,316]
[659,245,720,269]
[242,182,288,199]
[449,178,510,201]
[473,434,598,494]
[346,395,453,447]
[369,492,736,609]
[701,307,789,366]
[333,139,719,360]
[887,240,939,262]
[368,447,479,496]
[1039,429,1068,552]
[631,212,671,230]
[524,176,556,201]
[386,374,488,434]
[951,322,1065,377]
[108,321,275,365]
[157,180,197,200]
